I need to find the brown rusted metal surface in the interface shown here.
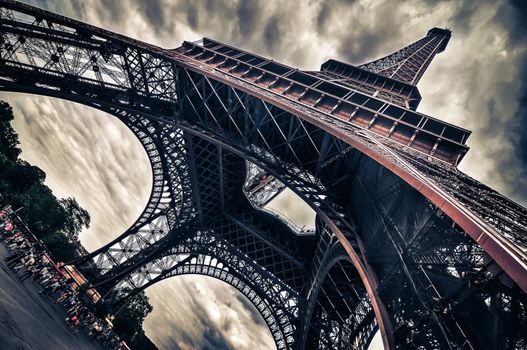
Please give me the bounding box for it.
[177,38,470,165]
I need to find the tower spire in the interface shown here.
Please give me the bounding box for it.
[359,27,451,85]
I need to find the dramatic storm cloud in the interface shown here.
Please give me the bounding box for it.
[3,1,526,349]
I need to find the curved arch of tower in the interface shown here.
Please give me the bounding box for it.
[0,1,525,349]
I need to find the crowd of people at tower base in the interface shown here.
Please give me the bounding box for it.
[0,207,130,350]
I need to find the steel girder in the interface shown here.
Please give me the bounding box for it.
[175,56,527,291]
[176,37,470,165]
[0,2,525,349]
[39,108,197,289]
[244,162,288,208]
[75,114,196,275]
[301,221,377,350]
[170,80,527,349]
[348,155,526,349]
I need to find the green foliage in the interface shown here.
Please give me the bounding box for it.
[4,160,45,192]
[98,288,156,349]
[113,290,153,338]
[40,232,77,262]
[127,329,159,350]
[0,101,21,161]
[59,197,90,242]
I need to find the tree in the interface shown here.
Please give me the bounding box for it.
[41,233,77,261]
[0,101,21,161]
[112,290,153,338]
[4,160,46,192]
[127,329,159,350]
[59,197,91,242]
[0,99,89,256]
[117,293,158,350]
[15,184,65,237]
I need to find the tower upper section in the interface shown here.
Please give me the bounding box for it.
[359,27,451,85]
[313,28,451,111]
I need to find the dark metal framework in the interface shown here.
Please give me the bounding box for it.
[0,1,525,349]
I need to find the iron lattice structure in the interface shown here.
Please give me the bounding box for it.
[0,1,526,349]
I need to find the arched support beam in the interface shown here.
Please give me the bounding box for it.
[303,254,378,350]
[0,85,196,275]
[101,237,301,350]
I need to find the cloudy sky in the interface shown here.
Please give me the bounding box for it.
[2,0,527,349]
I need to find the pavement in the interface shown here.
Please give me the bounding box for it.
[0,243,101,350]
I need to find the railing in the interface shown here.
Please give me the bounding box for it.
[260,206,315,235]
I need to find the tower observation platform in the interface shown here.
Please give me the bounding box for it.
[0,1,525,349]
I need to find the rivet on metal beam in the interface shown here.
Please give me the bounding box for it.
[348,107,359,121]
[408,129,419,146]
[430,137,441,156]
[367,114,379,129]
[387,121,398,137]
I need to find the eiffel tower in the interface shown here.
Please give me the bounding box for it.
[0,1,525,349]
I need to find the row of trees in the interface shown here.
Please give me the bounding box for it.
[0,100,89,261]
[0,100,157,349]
